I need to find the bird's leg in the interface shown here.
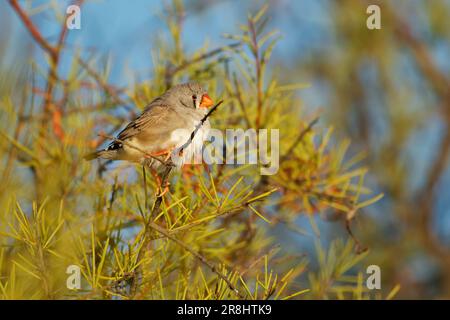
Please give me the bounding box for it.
[158,182,170,197]
[164,150,173,162]
[147,146,180,164]
[145,149,169,164]
[149,168,170,197]
[164,146,183,163]
[148,149,169,157]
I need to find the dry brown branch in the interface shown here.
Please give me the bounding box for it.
[281,117,319,162]
[145,220,245,299]
[9,0,57,59]
[164,43,241,87]
[10,0,86,149]
[392,18,450,100]
[76,57,135,113]
[232,73,252,128]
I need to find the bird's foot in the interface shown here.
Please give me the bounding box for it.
[157,181,170,197]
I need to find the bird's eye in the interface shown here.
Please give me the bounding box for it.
[192,94,197,100]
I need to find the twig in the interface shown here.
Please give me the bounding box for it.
[281,117,319,161]
[391,10,450,100]
[76,57,134,113]
[165,43,241,86]
[1,68,29,183]
[148,202,252,242]
[248,19,263,129]
[9,0,57,59]
[232,73,252,128]
[145,220,244,299]
[175,100,224,154]
[345,219,368,255]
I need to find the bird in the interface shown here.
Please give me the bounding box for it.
[84,82,214,171]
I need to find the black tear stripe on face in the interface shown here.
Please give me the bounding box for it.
[188,83,200,109]
[192,94,197,109]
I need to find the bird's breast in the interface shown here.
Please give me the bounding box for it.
[169,118,210,167]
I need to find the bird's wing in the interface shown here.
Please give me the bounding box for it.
[107,104,190,153]
[116,104,171,141]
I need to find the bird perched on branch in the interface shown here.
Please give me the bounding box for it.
[84,83,214,169]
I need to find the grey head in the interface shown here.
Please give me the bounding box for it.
[158,82,214,110]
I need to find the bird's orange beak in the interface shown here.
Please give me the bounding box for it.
[200,94,214,108]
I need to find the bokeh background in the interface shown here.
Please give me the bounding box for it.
[1,0,450,299]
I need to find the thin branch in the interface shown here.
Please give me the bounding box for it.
[145,220,244,299]
[165,43,241,86]
[392,15,450,100]
[345,219,368,255]
[232,73,252,128]
[9,0,57,59]
[175,100,224,154]
[248,19,263,129]
[76,56,134,113]
[1,68,30,183]
[281,117,319,162]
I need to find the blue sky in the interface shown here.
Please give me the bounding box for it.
[2,0,332,86]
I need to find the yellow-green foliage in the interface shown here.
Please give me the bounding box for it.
[0,2,385,299]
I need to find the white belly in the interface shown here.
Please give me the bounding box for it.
[169,119,210,167]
